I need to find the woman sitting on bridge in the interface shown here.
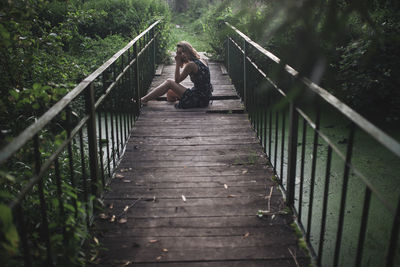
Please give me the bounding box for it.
[140,41,213,109]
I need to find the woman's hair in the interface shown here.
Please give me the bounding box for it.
[177,41,200,60]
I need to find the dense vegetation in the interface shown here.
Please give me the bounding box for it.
[0,0,171,146]
[0,0,171,266]
[195,0,400,125]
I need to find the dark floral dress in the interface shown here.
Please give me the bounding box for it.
[175,58,213,109]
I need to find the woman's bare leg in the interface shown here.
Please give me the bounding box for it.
[141,78,187,103]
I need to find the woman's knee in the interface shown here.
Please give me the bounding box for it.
[166,78,176,87]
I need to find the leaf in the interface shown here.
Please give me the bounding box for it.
[90,251,99,262]
[93,237,99,245]
[149,239,158,243]
[156,256,162,261]
[118,261,132,267]
[181,195,186,202]
[119,218,127,224]
[0,204,19,254]
[109,203,114,209]
[115,173,124,179]
[123,205,129,212]
[242,169,248,174]
[123,180,131,183]
[243,232,250,238]
[99,213,108,219]
[271,215,276,220]
[110,215,116,222]
[227,194,237,198]
[224,184,228,189]
[162,248,168,252]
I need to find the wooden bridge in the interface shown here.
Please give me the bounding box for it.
[1,20,400,267]
[95,59,309,266]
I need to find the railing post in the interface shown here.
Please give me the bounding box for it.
[286,101,298,206]
[85,83,99,197]
[243,38,247,110]
[152,28,156,74]
[227,37,230,75]
[135,42,141,107]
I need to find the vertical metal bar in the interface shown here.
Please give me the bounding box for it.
[268,108,272,157]
[66,106,77,218]
[15,204,31,267]
[317,146,332,266]
[386,196,400,267]
[227,36,230,75]
[97,110,105,188]
[135,42,141,110]
[263,104,268,153]
[104,106,111,179]
[33,135,52,266]
[243,38,247,111]
[110,111,116,169]
[115,100,120,158]
[355,187,371,267]
[280,109,286,181]
[333,122,355,267]
[119,100,124,151]
[306,107,321,242]
[54,158,66,246]
[286,102,298,207]
[259,106,263,145]
[274,111,279,175]
[85,83,99,197]
[298,118,307,219]
[79,129,90,228]
[152,28,156,74]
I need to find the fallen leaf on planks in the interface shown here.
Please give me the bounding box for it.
[224,184,228,189]
[156,256,162,261]
[119,218,128,224]
[123,180,131,183]
[99,213,108,219]
[118,261,132,267]
[115,173,124,179]
[93,237,99,245]
[149,239,158,243]
[110,215,116,222]
[243,232,250,239]
[162,248,168,252]
[242,169,248,174]
[182,195,186,202]
[124,205,129,212]
[227,194,237,198]
[90,251,99,262]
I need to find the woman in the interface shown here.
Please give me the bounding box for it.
[140,41,213,109]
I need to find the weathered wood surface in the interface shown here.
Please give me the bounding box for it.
[96,60,309,266]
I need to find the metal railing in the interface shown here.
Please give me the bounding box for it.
[224,22,400,267]
[0,20,161,266]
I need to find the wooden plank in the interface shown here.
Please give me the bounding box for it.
[96,59,309,267]
[108,259,310,267]
[220,64,228,75]
[155,64,164,76]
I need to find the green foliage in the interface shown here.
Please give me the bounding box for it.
[0,0,171,144]
[0,0,171,265]
[203,0,400,121]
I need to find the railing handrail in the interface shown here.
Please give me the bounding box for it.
[0,20,162,164]
[225,22,400,158]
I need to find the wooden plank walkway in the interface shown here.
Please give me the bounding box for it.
[95,59,310,266]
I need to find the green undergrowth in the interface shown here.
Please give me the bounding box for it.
[168,11,212,53]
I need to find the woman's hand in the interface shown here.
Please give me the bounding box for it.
[175,54,183,68]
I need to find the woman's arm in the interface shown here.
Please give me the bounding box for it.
[174,60,197,83]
